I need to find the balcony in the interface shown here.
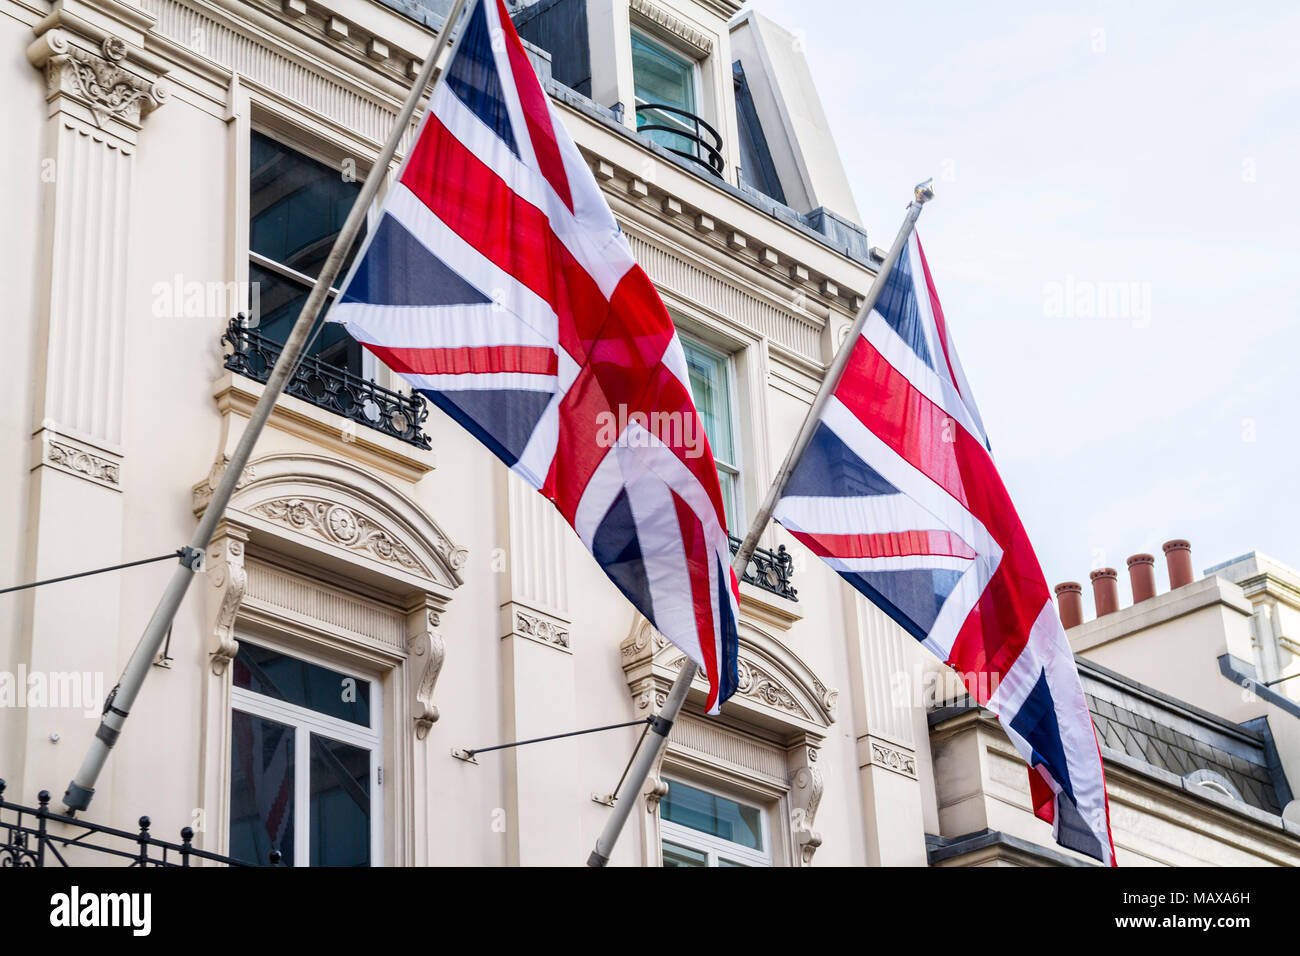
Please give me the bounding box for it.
[730,535,798,602]
[222,318,432,450]
[634,103,725,179]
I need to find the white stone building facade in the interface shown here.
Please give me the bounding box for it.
[1,0,1297,866]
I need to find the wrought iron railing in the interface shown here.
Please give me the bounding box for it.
[634,103,725,178]
[730,536,798,602]
[0,781,275,867]
[222,317,432,450]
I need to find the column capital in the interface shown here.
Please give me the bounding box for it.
[28,8,169,137]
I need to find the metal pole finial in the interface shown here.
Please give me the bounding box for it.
[914,178,935,203]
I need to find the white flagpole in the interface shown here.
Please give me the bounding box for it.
[587,180,935,866]
[61,0,474,814]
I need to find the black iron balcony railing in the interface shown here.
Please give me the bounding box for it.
[634,103,725,178]
[730,535,798,602]
[223,317,431,450]
[0,781,275,867]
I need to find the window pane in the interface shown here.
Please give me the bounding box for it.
[717,471,737,536]
[662,841,708,867]
[682,340,739,529]
[682,342,734,462]
[246,263,359,373]
[661,780,764,851]
[309,734,371,867]
[250,131,361,280]
[632,33,697,157]
[632,33,695,112]
[249,132,365,374]
[229,710,295,866]
[233,642,371,727]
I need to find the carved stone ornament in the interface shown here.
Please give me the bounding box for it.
[253,497,431,575]
[867,738,918,779]
[408,605,446,740]
[789,753,824,865]
[44,438,120,487]
[514,608,570,649]
[629,0,714,55]
[734,657,810,719]
[207,538,247,676]
[624,615,838,733]
[192,458,257,513]
[30,30,168,129]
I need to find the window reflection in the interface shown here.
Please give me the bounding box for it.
[249,131,365,373]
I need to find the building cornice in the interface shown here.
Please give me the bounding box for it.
[1066,574,1253,654]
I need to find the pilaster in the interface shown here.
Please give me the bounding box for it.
[845,590,928,865]
[16,0,168,806]
[497,470,577,864]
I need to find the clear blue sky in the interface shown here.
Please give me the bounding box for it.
[751,0,1300,614]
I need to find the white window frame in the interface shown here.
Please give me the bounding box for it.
[660,779,773,867]
[681,336,745,532]
[229,640,384,867]
[630,28,705,150]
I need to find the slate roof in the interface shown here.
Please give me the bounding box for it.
[929,658,1293,820]
[1078,658,1290,815]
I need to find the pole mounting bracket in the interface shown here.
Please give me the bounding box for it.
[178,546,205,572]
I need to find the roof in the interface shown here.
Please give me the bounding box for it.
[1079,658,1291,814]
[930,656,1292,819]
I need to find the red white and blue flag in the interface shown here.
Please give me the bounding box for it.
[326,0,740,711]
[773,231,1116,864]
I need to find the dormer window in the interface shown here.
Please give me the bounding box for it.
[631,30,723,177]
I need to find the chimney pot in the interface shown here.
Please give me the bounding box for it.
[1162,539,1193,589]
[1054,582,1084,629]
[1090,567,1119,616]
[1127,553,1157,603]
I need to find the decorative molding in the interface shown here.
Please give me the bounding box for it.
[623,615,838,734]
[198,453,466,590]
[252,496,431,576]
[733,657,811,720]
[192,456,257,513]
[40,436,121,489]
[501,601,572,653]
[407,602,446,740]
[513,608,570,650]
[243,558,406,652]
[29,30,168,131]
[629,0,714,55]
[864,735,918,780]
[624,226,824,362]
[142,0,400,143]
[206,534,248,675]
[672,714,787,781]
[623,617,837,866]
[788,744,824,865]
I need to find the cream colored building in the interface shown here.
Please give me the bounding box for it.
[0,0,1296,867]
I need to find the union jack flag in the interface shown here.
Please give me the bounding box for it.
[327,0,739,711]
[773,230,1116,864]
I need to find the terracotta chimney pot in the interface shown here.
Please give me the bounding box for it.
[1090,568,1119,616]
[1163,539,1194,589]
[1127,553,1157,603]
[1054,582,1084,629]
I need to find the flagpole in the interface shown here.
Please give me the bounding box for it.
[586,179,935,866]
[61,0,473,815]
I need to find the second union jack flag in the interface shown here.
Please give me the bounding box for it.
[773,230,1116,864]
[326,0,739,711]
